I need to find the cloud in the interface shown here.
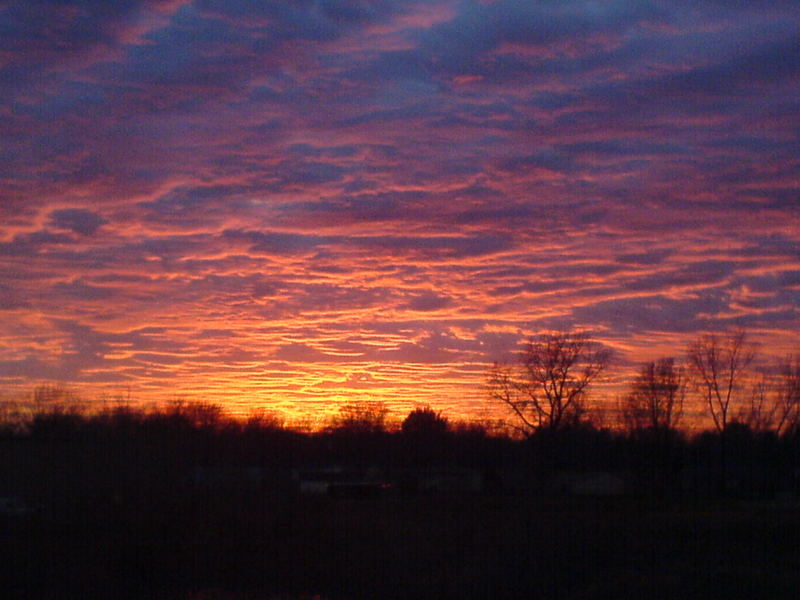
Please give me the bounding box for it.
[0,355,65,380]
[273,342,336,362]
[0,283,30,310]
[0,231,75,257]
[49,208,107,235]
[652,36,800,97]
[223,229,330,256]
[51,279,115,301]
[404,291,452,312]
[498,149,577,174]
[0,1,798,419]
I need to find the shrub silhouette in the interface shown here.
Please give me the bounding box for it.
[401,406,449,437]
[327,401,389,435]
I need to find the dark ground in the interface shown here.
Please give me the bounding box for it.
[2,489,799,599]
[2,407,799,599]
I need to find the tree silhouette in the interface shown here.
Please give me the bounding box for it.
[621,357,685,435]
[687,330,756,433]
[735,374,778,433]
[488,331,611,436]
[328,401,389,435]
[401,406,449,436]
[775,353,800,436]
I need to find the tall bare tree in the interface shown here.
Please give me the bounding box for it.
[621,357,685,434]
[775,354,800,436]
[687,330,757,433]
[735,375,777,432]
[488,331,611,436]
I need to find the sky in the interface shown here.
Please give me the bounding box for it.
[1,0,798,424]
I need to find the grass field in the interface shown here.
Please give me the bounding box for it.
[3,490,799,599]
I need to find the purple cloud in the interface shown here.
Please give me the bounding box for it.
[0,1,798,422]
[50,208,107,235]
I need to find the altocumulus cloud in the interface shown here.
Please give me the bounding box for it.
[50,209,107,235]
[0,1,797,420]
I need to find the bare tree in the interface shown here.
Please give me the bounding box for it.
[774,354,800,436]
[328,401,390,435]
[621,357,685,434]
[735,375,778,432]
[686,330,757,433]
[487,331,611,436]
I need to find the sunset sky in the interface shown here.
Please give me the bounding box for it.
[1,1,798,423]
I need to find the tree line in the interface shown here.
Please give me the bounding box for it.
[0,376,799,504]
[2,328,797,444]
[2,338,798,598]
[5,396,799,599]
[487,329,800,439]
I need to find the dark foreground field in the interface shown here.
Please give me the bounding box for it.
[2,402,799,599]
[2,490,799,600]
